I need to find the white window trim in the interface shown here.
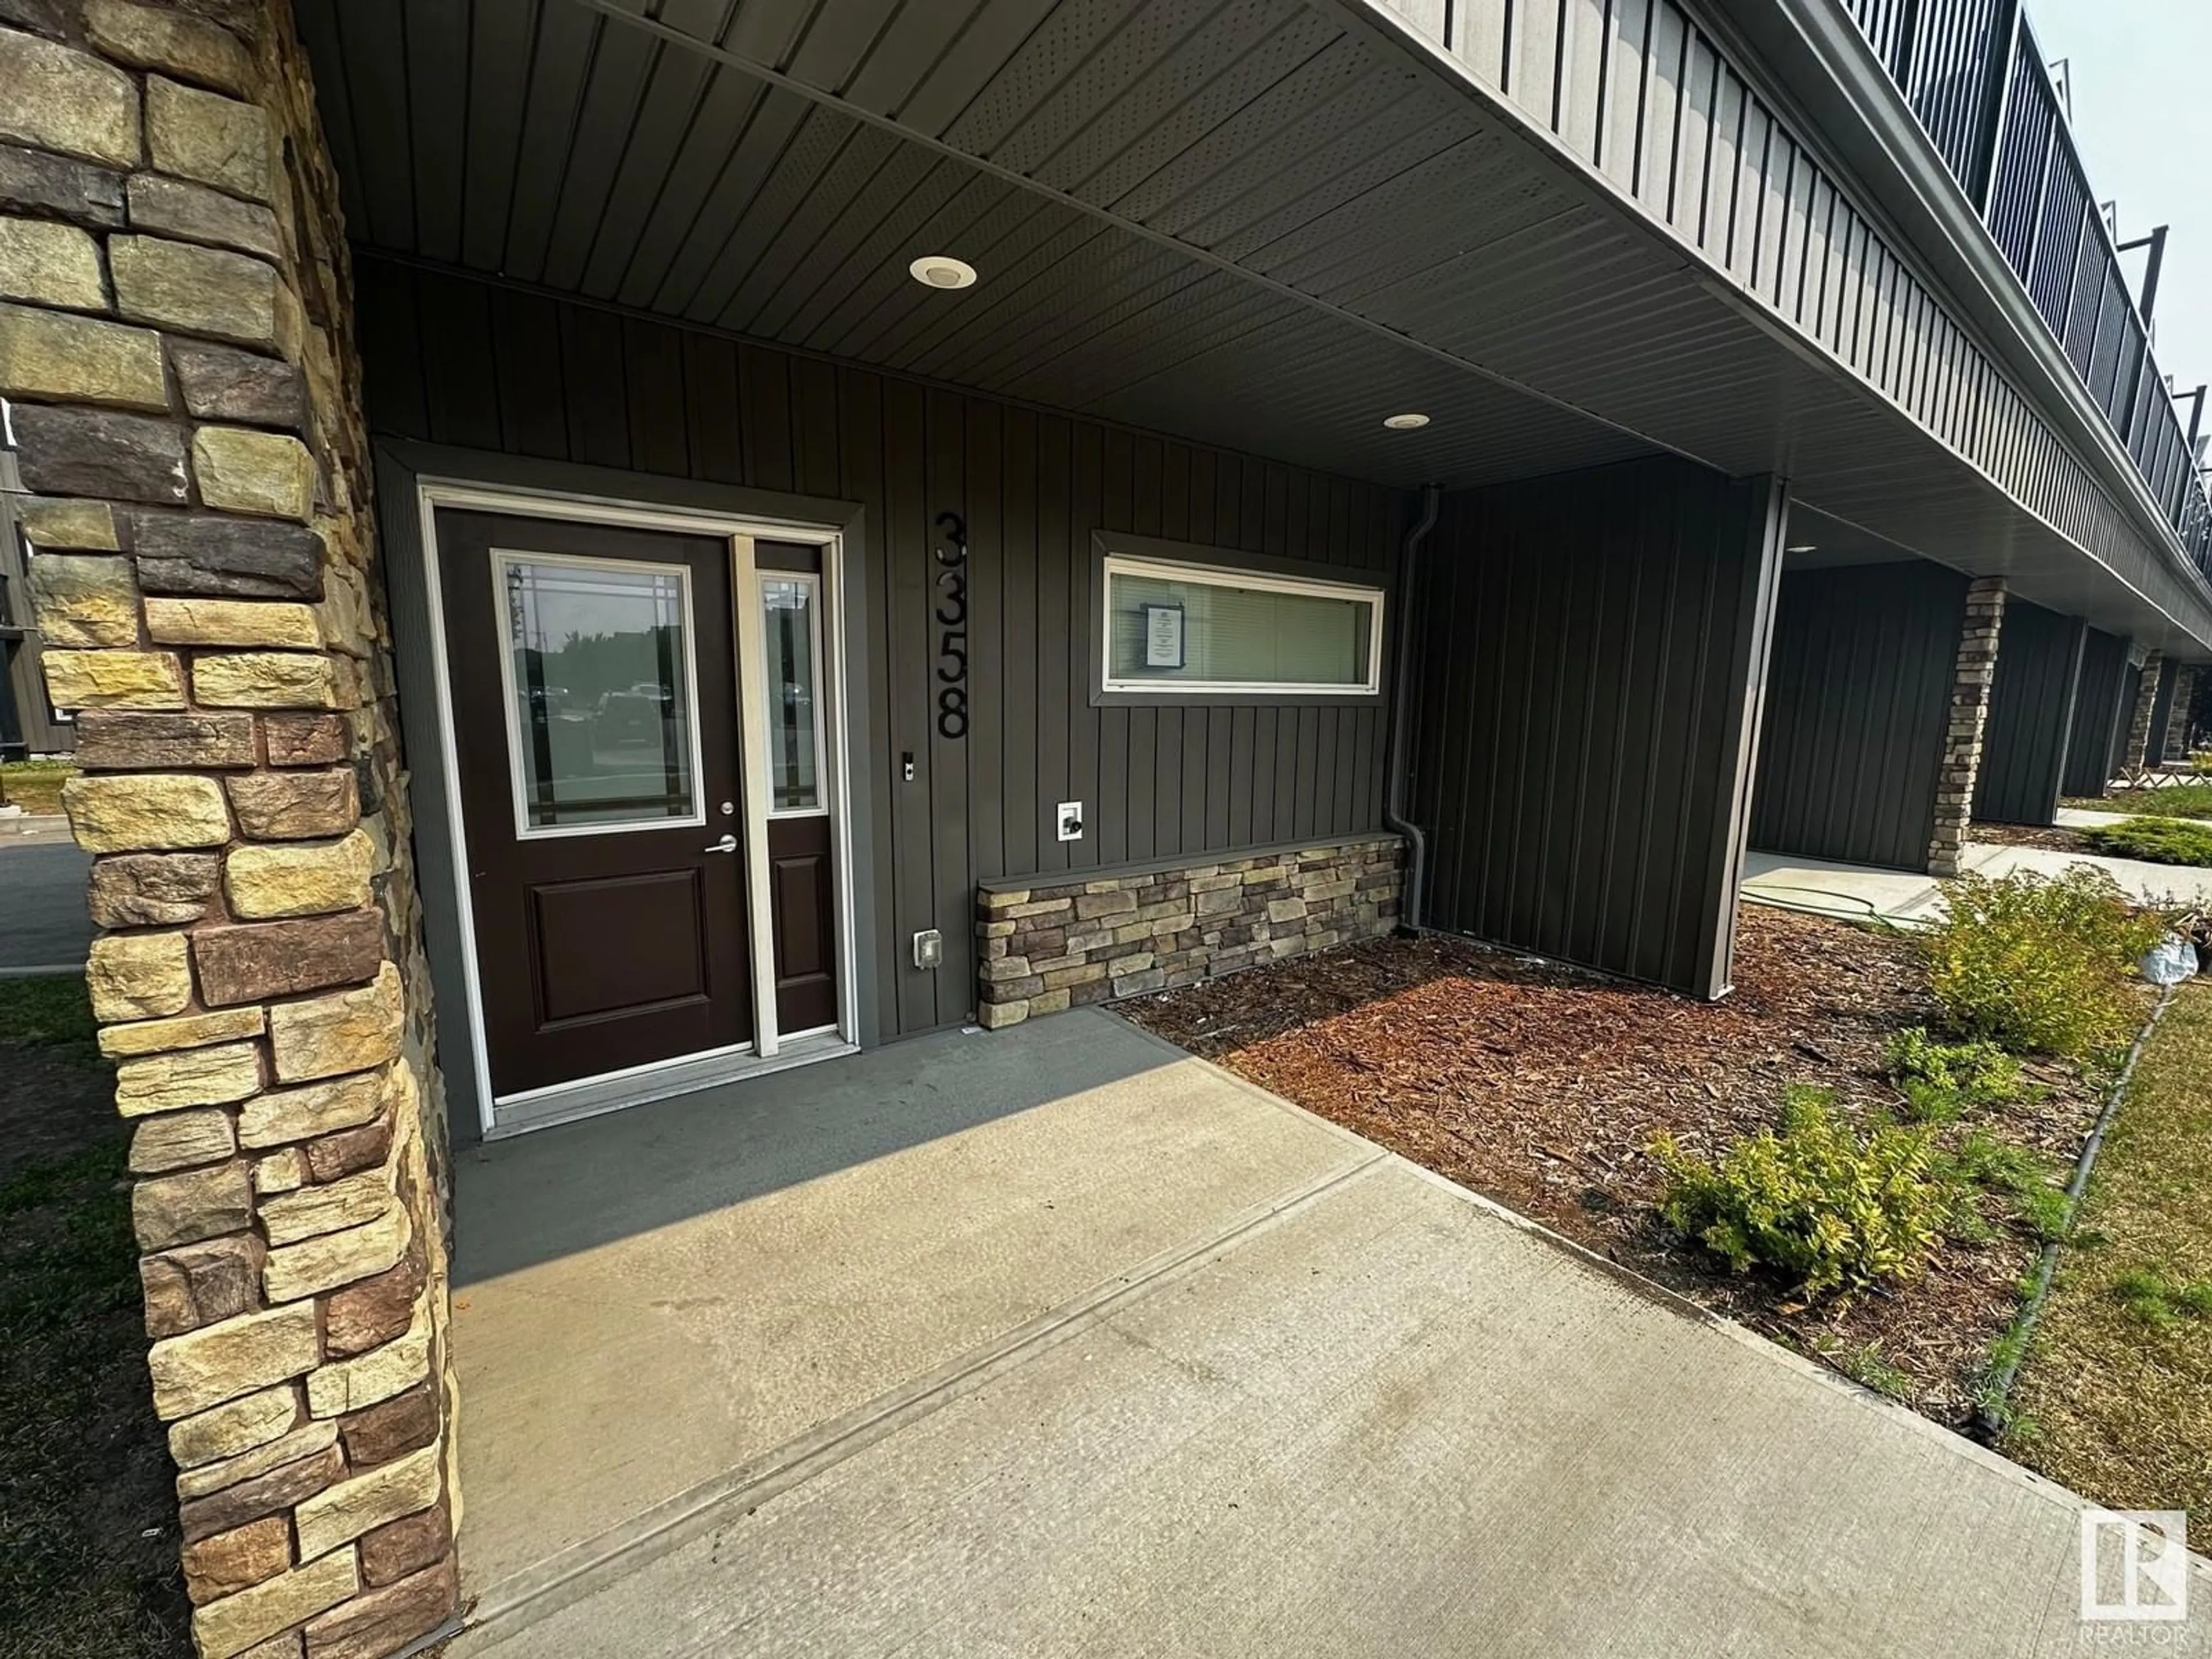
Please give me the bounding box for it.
[760,567,830,820]
[1099,552,1387,697]
[489,546,711,842]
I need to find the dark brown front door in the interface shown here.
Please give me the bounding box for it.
[437,509,753,1098]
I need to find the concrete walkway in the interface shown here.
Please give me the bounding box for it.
[1743,836,2212,926]
[450,1011,2205,1656]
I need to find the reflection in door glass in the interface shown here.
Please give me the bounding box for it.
[762,575,820,811]
[499,555,697,831]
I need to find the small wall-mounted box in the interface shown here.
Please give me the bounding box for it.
[913,929,942,970]
[1056,801,1084,842]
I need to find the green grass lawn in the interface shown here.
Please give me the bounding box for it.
[0,976,192,1657]
[0,759,75,816]
[2079,816,2212,868]
[2003,983,2212,1516]
[2066,781,2212,820]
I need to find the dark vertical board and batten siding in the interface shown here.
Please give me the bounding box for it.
[2109,663,2146,781]
[359,259,1403,1039]
[1749,561,1969,871]
[1410,459,1783,1001]
[2061,627,2130,797]
[1972,599,2084,826]
[2150,658,2180,762]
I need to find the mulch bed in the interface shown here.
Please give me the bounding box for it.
[1119,906,2111,1429]
[1971,822,2096,855]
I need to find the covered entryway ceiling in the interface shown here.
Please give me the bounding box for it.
[300,0,2204,649]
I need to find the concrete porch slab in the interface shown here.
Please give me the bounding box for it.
[473,1143,2209,1658]
[449,1010,1376,1624]
[1738,848,1946,925]
[1743,840,2212,925]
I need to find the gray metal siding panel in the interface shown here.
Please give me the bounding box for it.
[1410,458,1779,998]
[1749,560,1968,871]
[2109,663,2145,782]
[2061,626,2129,797]
[362,258,1404,1038]
[1972,599,2084,826]
[2150,657,2179,760]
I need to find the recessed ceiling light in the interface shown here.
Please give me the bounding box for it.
[910,255,978,290]
[1381,412,1430,430]
[1785,543,1819,553]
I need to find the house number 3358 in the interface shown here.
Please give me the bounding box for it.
[934,511,968,740]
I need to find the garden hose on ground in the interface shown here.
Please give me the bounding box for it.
[1972,983,2179,1441]
[1738,883,1903,923]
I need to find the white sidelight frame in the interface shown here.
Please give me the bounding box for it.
[1098,552,1389,697]
[757,567,831,820]
[414,479,861,1139]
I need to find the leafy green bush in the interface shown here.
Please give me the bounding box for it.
[1921,868,2164,1059]
[2080,816,2212,869]
[1885,1026,2020,1121]
[1650,1087,1957,1296]
[2188,752,2212,778]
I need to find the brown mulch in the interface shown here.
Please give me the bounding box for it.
[1971,822,2096,855]
[1118,906,2111,1429]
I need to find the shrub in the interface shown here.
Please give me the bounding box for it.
[2189,752,2212,778]
[1650,1087,1956,1296]
[1885,1027,2019,1121]
[2080,816,2212,869]
[1921,868,2164,1059]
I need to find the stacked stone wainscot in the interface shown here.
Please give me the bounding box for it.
[975,834,1404,1028]
[2,3,458,1655]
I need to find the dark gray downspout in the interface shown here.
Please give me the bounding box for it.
[1383,485,1442,933]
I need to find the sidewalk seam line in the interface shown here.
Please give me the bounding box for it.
[455,1146,1389,1651]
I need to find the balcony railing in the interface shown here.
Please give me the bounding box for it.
[1841,0,2212,577]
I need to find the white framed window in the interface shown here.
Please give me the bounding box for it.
[491,548,707,838]
[1100,553,1385,696]
[759,569,827,816]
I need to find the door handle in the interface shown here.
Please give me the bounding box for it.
[704,833,739,854]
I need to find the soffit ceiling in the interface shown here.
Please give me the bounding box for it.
[296,0,2207,650]
[299,0,1654,489]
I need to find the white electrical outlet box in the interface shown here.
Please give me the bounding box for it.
[913,929,942,969]
[1056,801,1084,842]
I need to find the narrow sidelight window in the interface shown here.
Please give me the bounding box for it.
[760,571,825,813]
[1101,554,1385,696]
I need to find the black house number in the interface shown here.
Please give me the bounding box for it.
[934,510,969,740]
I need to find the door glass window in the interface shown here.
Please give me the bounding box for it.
[497,553,700,832]
[761,574,821,812]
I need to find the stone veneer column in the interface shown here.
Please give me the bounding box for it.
[2122,649,2165,775]
[2160,663,2198,762]
[1927,576,2006,878]
[0,5,458,1657]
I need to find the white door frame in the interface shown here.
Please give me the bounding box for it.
[415,477,862,1139]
